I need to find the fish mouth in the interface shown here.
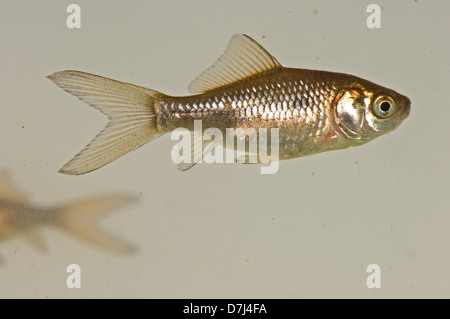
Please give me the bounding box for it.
[400,95,411,120]
[391,91,411,122]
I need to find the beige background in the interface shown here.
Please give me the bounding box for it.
[0,0,448,298]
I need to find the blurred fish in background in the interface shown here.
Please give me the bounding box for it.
[0,171,136,262]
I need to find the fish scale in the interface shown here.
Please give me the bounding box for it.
[161,77,333,128]
[158,70,337,159]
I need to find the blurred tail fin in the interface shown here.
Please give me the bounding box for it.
[55,195,137,254]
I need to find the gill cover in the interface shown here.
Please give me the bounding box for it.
[335,90,365,139]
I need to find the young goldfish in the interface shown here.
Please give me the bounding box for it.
[48,34,410,175]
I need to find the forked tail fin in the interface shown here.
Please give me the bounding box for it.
[48,70,162,175]
[55,195,137,254]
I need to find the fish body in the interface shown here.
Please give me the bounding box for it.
[159,67,410,160]
[0,171,135,255]
[49,34,410,175]
[0,200,58,239]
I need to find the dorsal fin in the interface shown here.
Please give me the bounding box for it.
[0,171,28,203]
[188,34,282,94]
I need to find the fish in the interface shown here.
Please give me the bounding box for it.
[48,34,410,175]
[0,171,136,259]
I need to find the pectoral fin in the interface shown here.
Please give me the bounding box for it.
[177,132,221,171]
[236,154,267,164]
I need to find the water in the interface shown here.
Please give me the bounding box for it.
[0,0,449,298]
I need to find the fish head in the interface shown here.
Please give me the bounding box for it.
[334,81,411,143]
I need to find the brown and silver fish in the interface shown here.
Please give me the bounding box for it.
[48,34,410,175]
[0,171,135,256]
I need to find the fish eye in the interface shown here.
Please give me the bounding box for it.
[372,96,396,118]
